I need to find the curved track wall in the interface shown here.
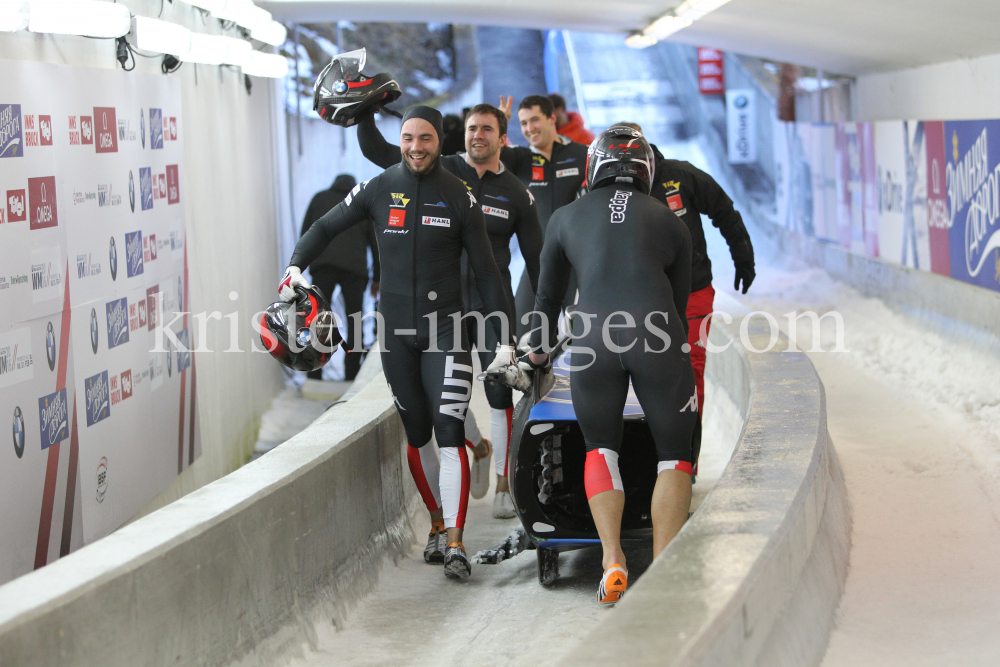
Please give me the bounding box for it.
[560,318,850,667]
[0,320,848,666]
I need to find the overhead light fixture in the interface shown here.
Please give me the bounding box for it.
[628,0,733,48]
[222,36,252,66]
[242,51,288,78]
[251,20,286,46]
[28,0,131,38]
[625,33,658,49]
[131,17,192,56]
[0,1,29,32]
[179,0,227,11]
[181,33,230,65]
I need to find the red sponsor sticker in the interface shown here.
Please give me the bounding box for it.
[120,369,133,400]
[667,194,683,211]
[532,166,545,181]
[388,209,406,227]
[169,117,177,140]
[93,107,118,153]
[7,189,26,222]
[158,174,166,199]
[166,165,179,204]
[80,116,93,144]
[38,115,52,146]
[28,176,57,230]
[146,285,159,332]
[149,233,157,260]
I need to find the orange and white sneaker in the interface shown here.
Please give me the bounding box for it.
[444,542,472,580]
[598,564,628,604]
[423,522,446,564]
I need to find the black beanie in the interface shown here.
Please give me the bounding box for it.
[401,106,444,143]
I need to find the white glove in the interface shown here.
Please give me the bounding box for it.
[486,343,517,373]
[482,344,532,392]
[278,266,310,302]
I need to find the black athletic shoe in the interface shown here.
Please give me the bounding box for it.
[423,522,446,564]
[444,542,472,580]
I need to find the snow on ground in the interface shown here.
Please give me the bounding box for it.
[708,215,1000,665]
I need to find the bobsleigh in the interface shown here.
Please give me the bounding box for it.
[476,336,700,586]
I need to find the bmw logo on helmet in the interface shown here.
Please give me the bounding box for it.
[140,109,145,148]
[12,406,25,459]
[45,321,56,371]
[90,307,99,354]
[109,236,118,281]
[128,171,135,213]
[333,79,348,94]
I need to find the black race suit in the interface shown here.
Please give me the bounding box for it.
[648,146,754,292]
[290,160,509,453]
[357,115,544,411]
[499,136,589,337]
[529,183,698,464]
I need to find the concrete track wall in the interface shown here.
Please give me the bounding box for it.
[561,317,850,667]
[0,317,848,667]
[0,373,417,667]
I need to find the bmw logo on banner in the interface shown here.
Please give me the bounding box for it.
[109,236,118,281]
[140,109,145,149]
[12,406,25,459]
[128,170,135,212]
[45,321,56,371]
[90,307,99,354]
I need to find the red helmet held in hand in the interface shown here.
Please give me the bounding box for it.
[259,285,342,372]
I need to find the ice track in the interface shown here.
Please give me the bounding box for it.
[275,358,740,667]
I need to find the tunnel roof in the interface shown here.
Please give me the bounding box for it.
[261,0,1000,75]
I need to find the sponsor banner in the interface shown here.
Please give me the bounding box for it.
[925,121,950,275]
[726,89,756,164]
[775,116,1000,295]
[0,326,34,390]
[697,47,724,95]
[0,103,23,158]
[834,123,862,250]
[0,57,197,575]
[859,122,879,257]
[93,107,118,153]
[945,120,1000,291]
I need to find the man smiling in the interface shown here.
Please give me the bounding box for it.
[282,106,512,580]
[496,94,589,337]
[357,104,543,518]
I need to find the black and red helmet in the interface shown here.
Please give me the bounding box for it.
[259,285,342,372]
[313,48,402,127]
[585,126,655,194]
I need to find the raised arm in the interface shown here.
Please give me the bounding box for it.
[289,181,372,270]
[528,214,572,352]
[684,162,754,264]
[357,114,402,169]
[513,188,544,295]
[461,195,511,344]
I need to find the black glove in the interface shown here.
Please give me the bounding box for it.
[734,261,755,294]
